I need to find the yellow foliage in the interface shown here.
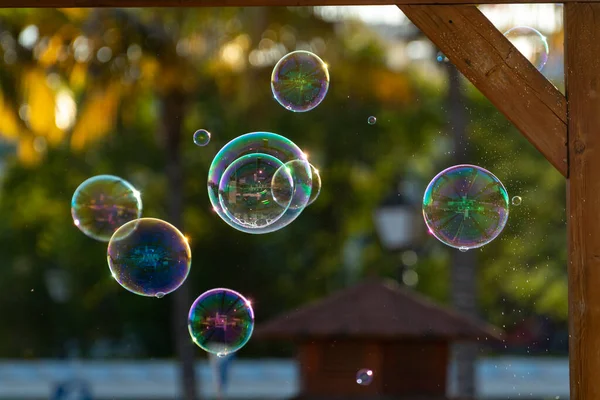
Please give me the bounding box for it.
[17,136,42,166]
[70,63,88,90]
[70,84,121,151]
[0,94,21,140]
[23,69,64,145]
[38,35,64,68]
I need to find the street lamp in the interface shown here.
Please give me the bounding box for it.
[373,178,423,285]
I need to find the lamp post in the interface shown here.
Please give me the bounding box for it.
[373,178,423,285]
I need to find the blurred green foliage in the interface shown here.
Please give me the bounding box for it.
[0,7,566,358]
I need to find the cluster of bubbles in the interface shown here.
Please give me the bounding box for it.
[356,369,374,385]
[72,174,256,356]
[68,50,332,361]
[423,164,510,251]
[208,132,321,234]
[71,175,192,297]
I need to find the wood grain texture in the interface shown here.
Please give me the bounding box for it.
[399,4,568,176]
[1,0,600,7]
[565,3,600,400]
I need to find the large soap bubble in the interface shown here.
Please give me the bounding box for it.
[188,288,255,357]
[71,175,142,242]
[208,132,310,234]
[271,50,330,112]
[107,218,191,297]
[422,164,509,250]
[504,26,549,71]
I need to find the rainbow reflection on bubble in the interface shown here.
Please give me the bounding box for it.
[107,218,191,297]
[188,288,255,357]
[422,164,509,250]
[271,51,330,112]
[208,132,309,234]
[503,26,549,72]
[71,175,142,242]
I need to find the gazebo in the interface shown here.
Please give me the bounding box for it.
[255,279,501,400]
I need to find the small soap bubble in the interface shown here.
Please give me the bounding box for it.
[188,288,255,357]
[423,164,509,250]
[271,159,313,210]
[436,51,449,63]
[503,26,549,71]
[368,116,377,125]
[156,292,165,299]
[511,196,522,206]
[107,218,191,297]
[271,50,330,112]
[193,129,211,146]
[71,175,142,242]
[356,369,373,386]
[459,246,468,252]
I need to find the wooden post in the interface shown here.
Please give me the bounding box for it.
[565,3,600,400]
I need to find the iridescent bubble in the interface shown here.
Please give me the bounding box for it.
[367,116,377,125]
[356,369,373,386]
[188,288,255,357]
[512,196,522,206]
[193,129,211,146]
[219,153,294,230]
[208,132,309,234]
[271,50,330,112]
[271,159,313,210]
[423,164,509,250]
[307,164,321,206]
[71,175,142,242]
[107,218,191,297]
[504,26,549,71]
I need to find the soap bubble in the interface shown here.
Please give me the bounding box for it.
[219,153,294,230]
[504,26,549,71]
[271,159,313,210]
[306,164,321,206]
[271,50,330,112]
[71,175,142,242]
[208,132,309,234]
[436,51,449,63]
[188,288,255,357]
[356,369,373,385]
[193,129,211,146]
[423,164,509,250]
[107,218,191,297]
[512,196,522,206]
[367,116,377,125]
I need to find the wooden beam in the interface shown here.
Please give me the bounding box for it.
[565,3,600,400]
[398,4,568,176]
[1,0,600,7]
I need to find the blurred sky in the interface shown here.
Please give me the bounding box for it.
[317,5,563,33]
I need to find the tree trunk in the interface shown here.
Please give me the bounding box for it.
[162,90,198,400]
[446,63,478,399]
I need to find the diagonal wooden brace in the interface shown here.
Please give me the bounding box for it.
[399,4,568,177]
